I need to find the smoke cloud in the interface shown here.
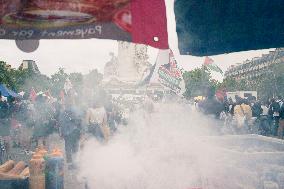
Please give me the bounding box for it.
[76,102,273,189]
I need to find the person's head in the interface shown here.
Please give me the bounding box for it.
[261,101,267,106]
[250,96,257,103]
[235,96,242,104]
[236,97,242,105]
[243,98,250,105]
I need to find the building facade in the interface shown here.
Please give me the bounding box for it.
[224,48,284,81]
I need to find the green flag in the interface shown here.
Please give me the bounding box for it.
[203,56,223,74]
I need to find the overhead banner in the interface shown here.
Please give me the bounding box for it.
[150,49,185,95]
[0,0,168,49]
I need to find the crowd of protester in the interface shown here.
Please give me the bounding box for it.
[0,88,125,166]
[197,89,284,139]
[1,82,284,169]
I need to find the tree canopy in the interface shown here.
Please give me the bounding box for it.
[1,59,283,101]
[0,61,103,98]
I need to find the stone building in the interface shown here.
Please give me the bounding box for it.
[224,48,284,81]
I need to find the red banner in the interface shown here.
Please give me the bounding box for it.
[0,0,168,49]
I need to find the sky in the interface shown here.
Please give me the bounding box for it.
[0,0,273,81]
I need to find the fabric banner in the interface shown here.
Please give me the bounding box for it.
[0,0,168,49]
[149,49,185,95]
[175,0,284,56]
[0,84,19,97]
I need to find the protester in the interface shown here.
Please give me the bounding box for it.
[198,88,224,119]
[59,103,82,166]
[251,97,262,118]
[85,102,110,142]
[0,93,9,120]
[233,98,252,134]
[32,95,56,147]
[104,96,117,133]
[276,96,283,108]
[143,94,155,114]
[257,102,270,136]
[278,101,284,139]
[268,98,281,136]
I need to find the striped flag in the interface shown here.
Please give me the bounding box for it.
[203,57,223,74]
[139,49,185,95]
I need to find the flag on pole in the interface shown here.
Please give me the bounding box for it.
[203,56,223,74]
[137,63,157,86]
[142,49,185,95]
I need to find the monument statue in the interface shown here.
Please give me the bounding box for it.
[104,52,118,80]
[104,41,151,84]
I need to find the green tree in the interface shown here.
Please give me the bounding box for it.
[218,77,238,91]
[69,72,83,94]
[0,61,16,89]
[272,63,284,97]
[50,68,68,96]
[19,73,51,94]
[183,67,212,98]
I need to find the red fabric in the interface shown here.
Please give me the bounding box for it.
[113,5,132,33]
[204,56,214,66]
[29,88,37,102]
[131,0,169,49]
[59,90,65,102]
[0,0,169,49]
[216,89,226,102]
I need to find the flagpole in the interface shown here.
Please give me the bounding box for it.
[143,48,159,101]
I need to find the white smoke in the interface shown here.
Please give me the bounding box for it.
[76,102,280,189]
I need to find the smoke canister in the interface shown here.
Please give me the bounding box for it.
[29,152,46,189]
[46,148,64,189]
